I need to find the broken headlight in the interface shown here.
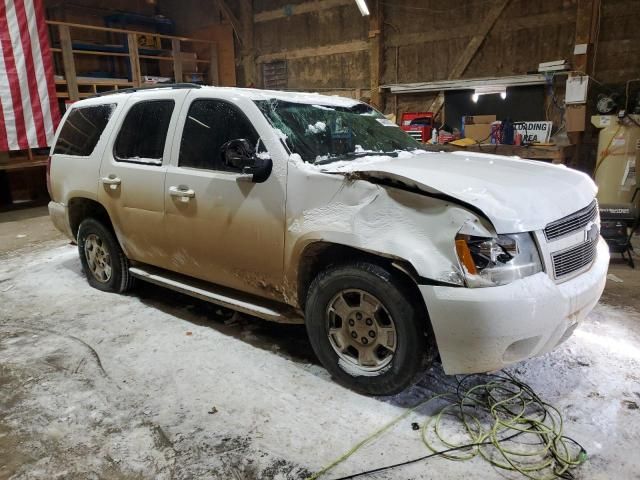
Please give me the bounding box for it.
[455,233,543,287]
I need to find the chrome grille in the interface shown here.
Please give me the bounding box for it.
[551,239,597,279]
[544,200,598,241]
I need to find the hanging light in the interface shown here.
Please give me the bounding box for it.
[471,86,508,102]
[355,0,370,16]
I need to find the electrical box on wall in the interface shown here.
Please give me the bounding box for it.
[566,75,589,104]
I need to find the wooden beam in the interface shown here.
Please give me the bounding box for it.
[428,0,510,116]
[58,25,78,102]
[450,1,510,79]
[239,0,255,86]
[570,0,600,167]
[369,0,383,109]
[256,40,369,63]
[209,44,219,85]
[127,33,141,87]
[574,0,600,74]
[46,20,216,44]
[171,39,183,83]
[213,0,245,45]
[254,0,352,23]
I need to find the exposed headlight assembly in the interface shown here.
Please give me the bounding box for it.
[455,233,543,287]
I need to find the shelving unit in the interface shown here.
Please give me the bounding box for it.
[46,20,219,102]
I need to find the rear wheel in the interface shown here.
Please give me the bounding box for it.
[305,262,430,395]
[77,218,135,293]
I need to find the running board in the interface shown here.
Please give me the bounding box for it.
[129,266,303,324]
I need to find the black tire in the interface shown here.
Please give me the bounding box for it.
[77,218,135,293]
[305,261,430,395]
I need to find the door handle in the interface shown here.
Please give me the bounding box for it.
[169,185,196,201]
[101,176,121,190]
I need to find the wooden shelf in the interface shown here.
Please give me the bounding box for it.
[0,155,48,171]
[421,143,575,164]
[47,20,220,101]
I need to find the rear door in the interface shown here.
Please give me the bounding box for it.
[98,89,186,268]
[163,93,287,301]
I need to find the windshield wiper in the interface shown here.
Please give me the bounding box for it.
[314,151,398,165]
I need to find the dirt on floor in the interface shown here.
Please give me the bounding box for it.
[1,208,640,480]
[0,206,65,257]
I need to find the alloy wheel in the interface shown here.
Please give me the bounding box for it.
[84,233,112,283]
[326,289,397,374]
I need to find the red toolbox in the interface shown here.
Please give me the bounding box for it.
[400,112,434,143]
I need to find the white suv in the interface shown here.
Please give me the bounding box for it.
[48,84,609,395]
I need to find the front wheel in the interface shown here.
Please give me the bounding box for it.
[305,262,430,395]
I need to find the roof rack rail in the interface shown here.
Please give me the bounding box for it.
[93,82,203,98]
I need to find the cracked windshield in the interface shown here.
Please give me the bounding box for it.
[255,99,422,164]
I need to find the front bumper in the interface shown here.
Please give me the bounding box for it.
[420,237,609,374]
[48,201,74,241]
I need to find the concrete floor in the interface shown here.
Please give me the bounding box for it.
[1,207,640,480]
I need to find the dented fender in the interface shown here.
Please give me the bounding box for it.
[284,158,496,304]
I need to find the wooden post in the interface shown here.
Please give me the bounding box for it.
[172,39,183,83]
[574,0,600,74]
[209,43,219,85]
[369,0,383,110]
[239,0,255,86]
[569,0,600,167]
[127,33,141,87]
[213,0,254,86]
[58,25,79,102]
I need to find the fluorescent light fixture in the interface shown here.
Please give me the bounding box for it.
[355,0,370,16]
[472,86,507,102]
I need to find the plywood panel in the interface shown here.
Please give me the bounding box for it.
[285,50,370,90]
[189,24,237,86]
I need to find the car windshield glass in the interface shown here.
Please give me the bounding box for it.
[254,99,421,164]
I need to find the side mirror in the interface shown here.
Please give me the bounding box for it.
[221,138,272,183]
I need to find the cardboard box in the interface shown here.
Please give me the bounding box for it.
[464,124,493,142]
[463,115,496,125]
[463,115,496,142]
[566,105,586,132]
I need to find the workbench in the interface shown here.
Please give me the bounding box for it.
[421,143,575,164]
[0,151,49,208]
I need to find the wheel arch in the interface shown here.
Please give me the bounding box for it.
[67,197,115,240]
[297,241,431,331]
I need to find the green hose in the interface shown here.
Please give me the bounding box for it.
[306,373,587,480]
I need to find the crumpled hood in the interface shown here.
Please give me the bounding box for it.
[322,151,597,233]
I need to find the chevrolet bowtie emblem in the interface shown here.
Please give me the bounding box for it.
[586,223,599,242]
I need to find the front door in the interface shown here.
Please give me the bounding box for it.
[98,90,185,269]
[163,95,286,301]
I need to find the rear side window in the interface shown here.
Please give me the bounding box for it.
[53,104,114,156]
[114,100,174,164]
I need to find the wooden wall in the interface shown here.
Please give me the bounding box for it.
[252,0,370,94]
[45,0,640,108]
[383,0,578,115]
[594,0,640,84]
[248,0,640,114]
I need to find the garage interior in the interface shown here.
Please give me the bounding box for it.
[2,0,640,479]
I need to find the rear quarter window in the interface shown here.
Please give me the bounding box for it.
[53,104,115,156]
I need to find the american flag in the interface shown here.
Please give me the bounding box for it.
[0,0,60,151]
